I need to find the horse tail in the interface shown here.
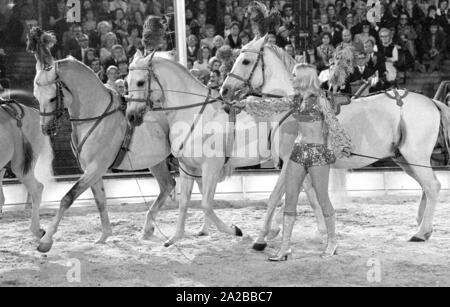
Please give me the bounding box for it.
[21,134,34,176]
[433,100,450,160]
[329,169,348,209]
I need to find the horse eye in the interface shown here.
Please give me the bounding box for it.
[243,59,251,65]
[137,80,145,87]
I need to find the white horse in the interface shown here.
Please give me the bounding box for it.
[0,98,53,238]
[125,50,329,246]
[221,35,450,248]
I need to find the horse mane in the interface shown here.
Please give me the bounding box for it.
[57,57,109,91]
[265,44,297,73]
[153,57,211,92]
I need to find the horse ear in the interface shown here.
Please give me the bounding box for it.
[132,50,143,63]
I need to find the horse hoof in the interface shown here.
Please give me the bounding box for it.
[253,242,268,251]
[233,225,243,237]
[409,236,426,243]
[37,241,53,253]
[164,240,174,248]
[141,233,153,241]
[197,231,209,237]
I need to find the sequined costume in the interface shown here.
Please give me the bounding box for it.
[243,91,352,168]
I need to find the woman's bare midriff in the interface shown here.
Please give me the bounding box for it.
[297,121,326,144]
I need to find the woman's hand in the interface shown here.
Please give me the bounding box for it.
[342,147,352,158]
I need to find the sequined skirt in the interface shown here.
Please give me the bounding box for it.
[290,143,336,169]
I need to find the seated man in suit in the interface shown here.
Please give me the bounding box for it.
[342,53,378,95]
[422,21,447,72]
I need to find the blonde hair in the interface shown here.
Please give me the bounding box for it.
[292,63,321,98]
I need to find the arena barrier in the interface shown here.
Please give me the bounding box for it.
[3,168,450,208]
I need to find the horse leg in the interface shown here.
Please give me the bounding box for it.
[90,179,112,244]
[164,174,195,247]
[395,157,427,226]
[142,161,176,240]
[20,171,45,239]
[38,165,106,253]
[195,178,211,237]
[399,153,441,242]
[0,169,5,214]
[253,164,287,250]
[200,161,243,237]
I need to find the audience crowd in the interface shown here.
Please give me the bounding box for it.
[0,0,450,95]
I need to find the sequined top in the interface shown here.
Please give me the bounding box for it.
[242,91,353,159]
[292,94,324,122]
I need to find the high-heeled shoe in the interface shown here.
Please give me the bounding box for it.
[268,249,293,262]
[321,242,338,258]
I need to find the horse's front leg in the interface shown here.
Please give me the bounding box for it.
[253,163,287,251]
[38,164,107,253]
[142,160,176,240]
[164,172,195,247]
[200,160,243,237]
[20,171,45,239]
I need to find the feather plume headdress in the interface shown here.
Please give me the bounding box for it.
[142,16,166,51]
[27,27,56,69]
[247,1,281,36]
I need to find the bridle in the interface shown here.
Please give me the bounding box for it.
[35,62,69,121]
[226,44,266,96]
[125,52,166,110]
[125,52,221,112]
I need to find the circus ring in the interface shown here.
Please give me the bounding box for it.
[1,168,450,287]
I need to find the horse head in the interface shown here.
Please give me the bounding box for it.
[221,35,295,101]
[126,50,164,127]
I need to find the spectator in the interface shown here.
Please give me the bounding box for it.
[193,46,211,72]
[100,32,118,66]
[208,57,222,72]
[282,4,295,30]
[201,24,216,50]
[90,21,113,50]
[396,13,419,71]
[226,22,242,50]
[124,25,142,58]
[64,24,85,60]
[354,21,377,53]
[425,5,439,29]
[344,53,378,95]
[211,35,225,57]
[98,0,114,22]
[90,57,104,81]
[239,30,251,48]
[105,65,120,91]
[112,8,130,44]
[115,79,126,96]
[316,32,336,72]
[117,61,129,79]
[207,70,222,90]
[364,39,388,91]
[187,35,199,63]
[110,0,128,13]
[285,44,296,59]
[336,29,356,54]
[378,28,398,84]
[84,48,97,66]
[83,9,97,34]
[422,21,447,72]
[437,0,450,31]
[276,26,291,48]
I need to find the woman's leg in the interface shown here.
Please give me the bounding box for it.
[269,159,308,261]
[309,165,338,257]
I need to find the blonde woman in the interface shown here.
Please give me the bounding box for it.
[261,64,352,261]
[100,32,118,64]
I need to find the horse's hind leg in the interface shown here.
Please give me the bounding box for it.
[0,169,5,213]
[91,179,112,244]
[38,165,106,253]
[142,161,176,240]
[396,158,427,226]
[20,171,45,239]
[398,154,441,242]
